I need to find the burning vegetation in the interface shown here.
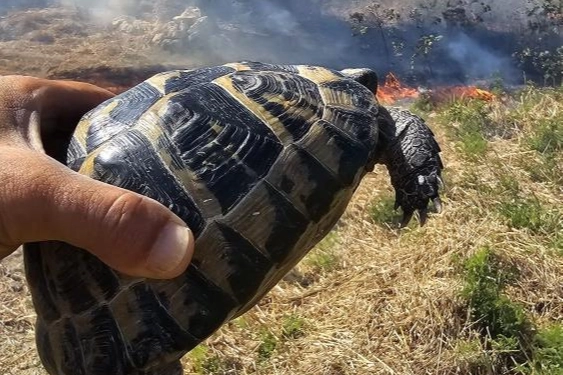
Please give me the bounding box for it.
[376,72,497,106]
[376,72,420,104]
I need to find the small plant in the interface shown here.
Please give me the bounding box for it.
[188,345,225,374]
[532,325,563,374]
[462,248,528,340]
[460,247,533,372]
[514,47,563,86]
[370,195,400,226]
[410,33,443,78]
[498,197,561,235]
[257,329,278,362]
[188,345,209,373]
[496,173,521,195]
[527,118,562,157]
[525,156,563,187]
[282,314,307,339]
[305,231,340,272]
[551,232,563,253]
[411,93,435,113]
[455,337,499,372]
[440,100,489,158]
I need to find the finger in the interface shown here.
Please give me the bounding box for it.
[0,75,114,123]
[36,80,115,161]
[0,243,18,261]
[34,78,115,131]
[0,147,193,279]
[0,76,115,154]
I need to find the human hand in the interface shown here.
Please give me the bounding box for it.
[0,76,194,279]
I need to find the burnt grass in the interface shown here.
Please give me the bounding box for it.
[0,1,562,374]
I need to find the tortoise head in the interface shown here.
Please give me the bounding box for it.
[340,68,378,94]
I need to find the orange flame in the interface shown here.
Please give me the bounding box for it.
[375,72,497,105]
[428,86,496,103]
[376,73,419,104]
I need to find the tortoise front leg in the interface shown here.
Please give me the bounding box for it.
[375,105,444,227]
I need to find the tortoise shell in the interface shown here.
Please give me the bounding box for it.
[24,62,381,374]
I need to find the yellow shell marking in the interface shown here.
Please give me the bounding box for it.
[296,65,341,85]
[146,71,185,94]
[137,100,226,217]
[77,148,102,177]
[211,75,292,144]
[73,100,119,151]
[223,62,253,72]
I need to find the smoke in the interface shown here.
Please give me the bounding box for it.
[444,32,515,81]
[1,0,561,85]
[58,0,133,21]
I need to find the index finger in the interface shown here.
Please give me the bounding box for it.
[34,78,116,132]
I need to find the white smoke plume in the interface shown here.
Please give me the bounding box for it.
[0,0,561,85]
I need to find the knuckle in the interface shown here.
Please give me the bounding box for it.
[101,192,147,230]
[97,192,169,255]
[93,193,157,268]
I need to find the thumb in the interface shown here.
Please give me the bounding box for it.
[0,147,194,279]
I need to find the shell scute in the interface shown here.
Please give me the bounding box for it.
[157,265,238,339]
[265,143,343,222]
[109,283,195,370]
[86,131,206,236]
[149,65,235,95]
[295,119,369,186]
[221,180,309,265]
[190,221,272,303]
[72,305,130,374]
[85,82,163,153]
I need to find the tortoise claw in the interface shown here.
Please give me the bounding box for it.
[437,176,445,190]
[433,197,443,214]
[418,208,429,226]
[400,210,414,228]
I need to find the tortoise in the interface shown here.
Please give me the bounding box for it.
[23,61,443,375]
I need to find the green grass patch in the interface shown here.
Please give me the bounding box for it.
[370,195,401,226]
[439,100,490,159]
[188,345,233,375]
[282,314,307,340]
[523,115,563,186]
[531,325,563,374]
[460,247,532,372]
[460,247,563,373]
[498,197,561,235]
[462,248,528,341]
[551,233,563,253]
[410,93,435,114]
[257,329,278,362]
[525,155,563,187]
[305,231,340,272]
[527,118,563,157]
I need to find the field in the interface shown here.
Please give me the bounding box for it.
[0,2,562,375]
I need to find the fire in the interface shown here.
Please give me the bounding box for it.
[375,72,497,105]
[376,73,419,104]
[428,86,496,103]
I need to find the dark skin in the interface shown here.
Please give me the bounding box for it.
[0,76,194,279]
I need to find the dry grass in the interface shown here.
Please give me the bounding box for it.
[2,88,560,374]
[0,7,562,375]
